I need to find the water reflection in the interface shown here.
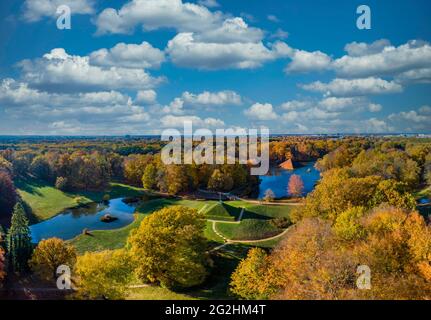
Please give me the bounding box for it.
[30,198,137,243]
[258,162,321,199]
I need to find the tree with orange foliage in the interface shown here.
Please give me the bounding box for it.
[287,174,304,197]
[231,207,431,300]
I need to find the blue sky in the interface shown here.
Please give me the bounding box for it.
[0,0,430,135]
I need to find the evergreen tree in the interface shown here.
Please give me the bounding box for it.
[0,225,5,250]
[7,203,33,272]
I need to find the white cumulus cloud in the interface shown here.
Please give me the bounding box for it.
[95,0,225,35]
[244,103,278,120]
[19,48,164,92]
[301,77,403,97]
[166,33,290,70]
[181,90,242,106]
[22,0,95,22]
[89,42,165,69]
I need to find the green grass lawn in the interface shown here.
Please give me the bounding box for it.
[16,178,81,222]
[226,201,293,219]
[244,237,284,248]
[204,221,225,243]
[70,198,291,253]
[203,202,238,221]
[127,286,196,300]
[16,178,147,222]
[216,219,282,241]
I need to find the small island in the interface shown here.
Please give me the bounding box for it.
[100,214,118,223]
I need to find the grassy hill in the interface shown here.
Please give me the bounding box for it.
[216,219,282,241]
[16,178,81,222]
[227,200,293,219]
[202,202,238,221]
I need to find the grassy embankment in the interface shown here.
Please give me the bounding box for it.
[15,177,146,222]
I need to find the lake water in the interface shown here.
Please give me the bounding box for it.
[29,198,136,243]
[258,162,321,199]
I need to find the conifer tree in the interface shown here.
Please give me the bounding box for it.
[7,203,33,272]
[0,225,5,250]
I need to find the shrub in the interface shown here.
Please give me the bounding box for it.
[270,217,291,229]
[55,176,68,191]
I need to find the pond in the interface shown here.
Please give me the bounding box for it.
[29,198,137,243]
[419,198,430,205]
[258,162,321,199]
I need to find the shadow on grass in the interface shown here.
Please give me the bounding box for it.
[68,183,148,203]
[175,244,250,300]
[21,200,39,225]
[14,177,45,197]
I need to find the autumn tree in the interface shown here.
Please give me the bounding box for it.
[0,171,17,220]
[0,156,13,176]
[30,238,77,281]
[165,165,189,194]
[288,174,304,197]
[124,154,152,186]
[7,203,33,272]
[315,145,362,172]
[370,179,416,210]
[351,149,420,188]
[75,249,133,300]
[333,206,367,241]
[235,208,431,300]
[11,153,34,177]
[295,168,381,222]
[424,153,431,186]
[30,155,52,181]
[128,206,208,289]
[208,169,233,192]
[268,218,359,300]
[142,163,157,189]
[230,248,273,299]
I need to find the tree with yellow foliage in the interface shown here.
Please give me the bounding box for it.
[128,206,209,289]
[230,248,273,299]
[30,238,77,281]
[294,168,381,222]
[333,207,367,241]
[74,249,133,300]
[231,207,431,300]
